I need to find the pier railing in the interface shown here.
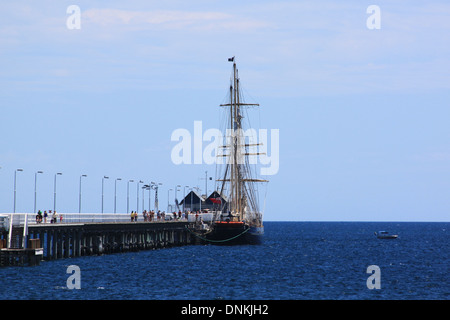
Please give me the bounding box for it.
[1,212,215,228]
[1,213,156,228]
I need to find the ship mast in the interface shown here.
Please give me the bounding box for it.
[219,57,262,220]
[233,61,240,216]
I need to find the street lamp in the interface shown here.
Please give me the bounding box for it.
[174,185,181,210]
[114,178,121,213]
[167,188,173,212]
[137,180,143,213]
[192,186,201,211]
[34,171,44,213]
[54,173,62,212]
[13,169,23,213]
[102,176,109,213]
[127,179,134,213]
[190,187,194,212]
[79,174,87,213]
[143,184,149,212]
[150,182,162,211]
[183,185,189,212]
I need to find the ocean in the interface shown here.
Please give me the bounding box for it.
[0,222,448,300]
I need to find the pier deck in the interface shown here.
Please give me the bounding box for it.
[0,214,196,267]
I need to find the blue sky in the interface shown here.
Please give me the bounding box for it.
[1,0,449,221]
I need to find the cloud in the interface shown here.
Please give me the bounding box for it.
[81,8,267,32]
[84,8,228,26]
[1,1,449,96]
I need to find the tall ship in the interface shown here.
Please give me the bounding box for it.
[188,57,267,245]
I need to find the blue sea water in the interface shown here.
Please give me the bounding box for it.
[0,222,448,300]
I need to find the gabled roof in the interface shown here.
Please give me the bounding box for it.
[205,191,228,204]
[179,190,228,205]
[179,190,204,205]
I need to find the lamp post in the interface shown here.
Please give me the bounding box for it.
[127,179,134,213]
[149,183,156,211]
[167,188,173,212]
[34,171,44,213]
[53,173,62,212]
[151,182,162,211]
[190,187,193,212]
[13,169,23,213]
[174,185,181,211]
[79,174,87,213]
[102,176,109,213]
[114,178,121,213]
[143,184,149,212]
[150,182,156,211]
[142,185,147,212]
[183,185,189,212]
[193,186,201,211]
[137,180,143,213]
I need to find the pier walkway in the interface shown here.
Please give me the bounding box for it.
[0,213,196,267]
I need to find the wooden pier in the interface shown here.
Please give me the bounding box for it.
[0,220,196,267]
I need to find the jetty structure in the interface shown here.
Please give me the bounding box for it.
[0,213,196,267]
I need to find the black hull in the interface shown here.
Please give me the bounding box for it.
[202,223,263,245]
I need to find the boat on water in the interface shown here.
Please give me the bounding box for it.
[188,57,267,245]
[375,231,398,239]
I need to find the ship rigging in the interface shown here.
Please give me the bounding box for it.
[189,57,268,245]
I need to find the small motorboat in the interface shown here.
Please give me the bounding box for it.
[375,231,398,239]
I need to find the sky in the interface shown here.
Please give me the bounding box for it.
[1,0,449,221]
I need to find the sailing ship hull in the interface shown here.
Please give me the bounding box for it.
[204,222,263,245]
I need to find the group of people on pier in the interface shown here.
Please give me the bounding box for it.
[131,210,202,222]
[35,210,62,224]
[31,209,204,224]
